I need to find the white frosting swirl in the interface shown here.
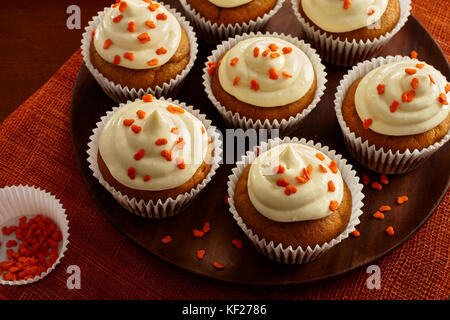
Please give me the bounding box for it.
[355,60,449,136]
[208,0,252,8]
[248,143,344,222]
[99,99,209,191]
[93,0,181,70]
[218,37,315,107]
[301,0,388,33]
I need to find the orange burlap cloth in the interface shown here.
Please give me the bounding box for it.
[0,5,449,300]
[412,1,450,60]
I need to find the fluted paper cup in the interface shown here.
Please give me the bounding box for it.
[81,2,198,103]
[203,31,327,135]
[334,55,450,174]
[227,137,364,264]
[0,185,70,285]
[291,0,411,66]
[179,0,285,44]
[87,97,222,218]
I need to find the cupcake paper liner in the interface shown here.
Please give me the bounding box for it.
[87,97,223,218]
[291,0,411,66]
[81,3,198,103]
[334,55,450,174]
[227,137,364,264]
[179,0,285,44]
[202,31,327,135]
[0,185,70,285]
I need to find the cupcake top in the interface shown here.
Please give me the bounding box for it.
[99,97,209,191]
[355,59,449,136]
[208,0,252,8]
[217,37,315,107]
[301,0,388,33]
[247,143,344,222]
[93,0,182,70]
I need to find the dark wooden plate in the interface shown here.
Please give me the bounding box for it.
[71,2,450,285]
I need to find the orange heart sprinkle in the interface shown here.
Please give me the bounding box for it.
[145,20,156,28]
[112,15,123,23]
[147,59,158,66]
[142,94,153,102]
[363,118,373,129]
[329,200,339,211]
[103,39,112,49]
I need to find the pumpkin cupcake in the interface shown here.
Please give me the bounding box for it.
[291,0,411,66]
[81,0,198,102]
[203,32,326,134]
[227,137,364,264]
[179,0,285,43]
[87,96,222,218]
[335,56,450,173]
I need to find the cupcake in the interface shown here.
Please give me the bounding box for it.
[81,0,198,102]
[335,56,450,174]
[203,32,326,134]
[291,0,411,66]
[227,137,364,264]
[179,0,285,43]
[87,96,221,218]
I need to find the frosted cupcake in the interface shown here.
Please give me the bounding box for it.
[82,0,198,102]
[227,138,364,264]
[179,0,285,43]
[203,32,326,133]
[88,96,221,218]
[335,56,450,173]
[291,0,411,65]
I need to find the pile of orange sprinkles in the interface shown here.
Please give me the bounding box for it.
[0,215,62,281]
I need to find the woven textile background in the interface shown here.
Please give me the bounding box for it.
[0,1,448,299]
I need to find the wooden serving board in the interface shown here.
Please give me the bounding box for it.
[71,1,450,285]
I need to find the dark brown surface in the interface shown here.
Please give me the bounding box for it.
[0,0,115,123]
[71,3,449,285]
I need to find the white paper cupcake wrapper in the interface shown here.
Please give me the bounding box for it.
[334,55,450,174]
[227,137,364,264]
[179,0,285,44]
[80,3,198,103]
[87,97,222,218]
[0,185,70,285]
[291,0,411,66]
[202,31,327,135]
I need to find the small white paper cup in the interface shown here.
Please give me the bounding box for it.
[334,55,450,174]
[179,0,285,44]
[87,97,223,218]
[0,185,70,285]
[291,0,411,66]
[202,31,327,135]
[81,3,198,103]
[227,137,364,264]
